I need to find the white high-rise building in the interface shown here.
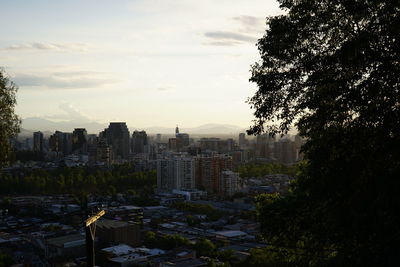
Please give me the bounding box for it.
[157,155,195,192]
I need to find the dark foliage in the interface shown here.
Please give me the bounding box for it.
[0,166,156,198]
[0,68,21,169]
[248,0,400,266]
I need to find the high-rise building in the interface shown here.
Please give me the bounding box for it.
[157,156,195,192]
[49,131,64,153]
[199,138,220,152]
[168,138,177,151]
[194,154,233,194]
[131,130,148,154]
[176,133,189,151]
[101,122,130,160]
[49,131,72,155]
[62,133,72,155]
[239,133,246,148]
[220,170,240,197]
[174,125,189,151]
[33,131,44,153]
[257,133,275,145]
[274,137,297,165]
[96,139,113,166]
[72,128,87,154]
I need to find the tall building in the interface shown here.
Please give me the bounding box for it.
[199,138,220,152]
[176,133,189,151]
[220,170,240,197]
[49,131,64,153]
[239,133,246,148]
[33,131,43,153]
[48,131,72,155]
[72,128,87,154]
[194,154,233,194]
[62,133,72,155]
[157,156,195,192]
[257,133,275,145]
[87,136,113,167]
[174,125,189,151]
[168,138,177,151]
[101,122,130,160]
[274,137,296,165]
[131,130,148,154]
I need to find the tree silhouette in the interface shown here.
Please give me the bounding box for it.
[248,0,400,266]
[0,68,20,169]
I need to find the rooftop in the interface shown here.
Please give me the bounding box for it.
[46,234,85,247]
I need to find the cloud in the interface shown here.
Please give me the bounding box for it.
[233,15,265,34]
[156,86,175,92]
[204,40,242,47]
[42,103,93,122]
[1,42,90,52]
[203,15,265,46]
[204,31,258,46]
[58,103,92,122]
[13,71,118,89]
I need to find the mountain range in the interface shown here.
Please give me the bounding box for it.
[20,117,246,137]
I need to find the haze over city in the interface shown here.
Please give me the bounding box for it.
[1,0,282,130]
[2,0,397,266]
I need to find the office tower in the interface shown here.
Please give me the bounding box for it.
[33,131,44,153]
[173,125,189,151]
[62,133,72,155]
[102,122,130,160]
[131,130,148,154]
[157,156,195,192]
[239,133,246,148]
[274,137,297,165]
[96,139,113,166]
[257,133,276,145]
[226,138,235,152]
[231,149,249,168]
[220,170,240,197]
[72,128,87,154]
[176,133,189,151]
[168,138,177,151]
[49,131,64,153]
[194,154,233,194]
[199,138,220,152]
[49,131,72,155]
[87,134,98,145]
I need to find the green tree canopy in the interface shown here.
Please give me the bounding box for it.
[248,0,400,266]
[0,68,20,169]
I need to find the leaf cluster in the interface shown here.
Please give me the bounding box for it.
[0,68,20,169]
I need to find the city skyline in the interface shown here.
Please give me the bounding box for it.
[1,0,283,129]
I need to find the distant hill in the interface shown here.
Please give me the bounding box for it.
[143,124,245,135]
[21,117,246,136]
[21,117,107,134]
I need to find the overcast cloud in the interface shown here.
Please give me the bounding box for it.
[14,72,118,89]
[2,42,90,52]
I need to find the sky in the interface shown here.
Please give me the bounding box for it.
[0,0,283,129]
